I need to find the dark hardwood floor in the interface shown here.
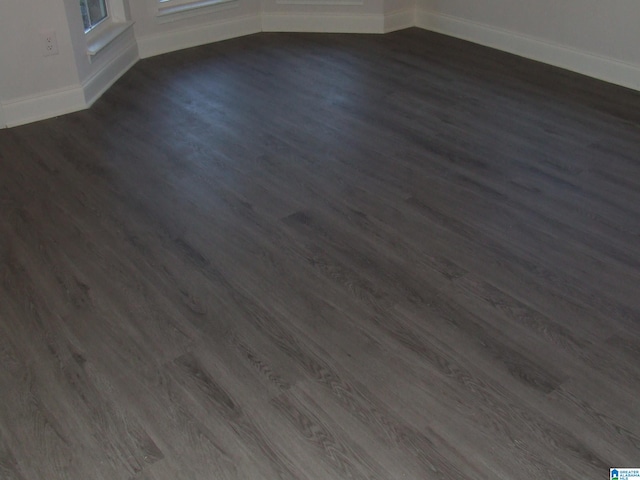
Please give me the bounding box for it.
[1,28,640,479]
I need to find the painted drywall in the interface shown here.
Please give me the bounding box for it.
[416,0,640,90]
[132,0,262,57]
[130,0,413,57]
[1,0,638,127]
[0,1,80,103]
[262,0,383,15]
[0,0,139,126]
[261,0,415,33]
[384,0,414,15]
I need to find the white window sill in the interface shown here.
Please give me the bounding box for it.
[157,0,238,24]
[87,21,134,57]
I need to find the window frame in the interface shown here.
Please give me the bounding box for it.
[81,0,109,34]
[81,0,134,58]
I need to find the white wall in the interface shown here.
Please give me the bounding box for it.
[0,1,79,101]
[416,0,640,90]
[132,0,262,58]
[0,0,82,125]
[0,0,138,127]
[261,0,414,33]
[131,0,413,56]
[260,0,385,29]
[1,0,638,128]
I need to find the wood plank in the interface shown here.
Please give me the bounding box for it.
[1,28,640,479]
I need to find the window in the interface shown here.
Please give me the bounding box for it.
[80,0,134,58]
[80,0,108,32]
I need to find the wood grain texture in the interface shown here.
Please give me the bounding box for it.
[1,28,640,479]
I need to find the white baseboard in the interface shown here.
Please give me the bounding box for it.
[84,38,139,106]
[137,14,261,58]
[7,8,639,129]
[2,38,139,128]
[415,9,640,91]
[261,12,385,33]
[2,85,87,128]
[384,8,414,33]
